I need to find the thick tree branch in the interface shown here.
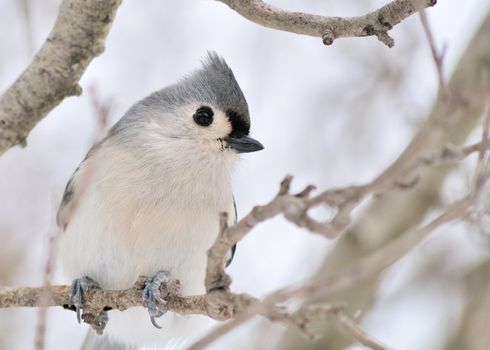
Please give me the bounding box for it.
[217,0,436,47]
[0,0,121,156]
[0,281,247,320]
[0,282,386,350]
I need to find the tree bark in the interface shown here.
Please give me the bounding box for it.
[0,0,121,156]
[217,0,436,47]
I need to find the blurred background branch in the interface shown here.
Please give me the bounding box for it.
[443,259,490,350]
[279,10,490,350]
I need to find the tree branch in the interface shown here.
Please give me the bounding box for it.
[0,281,250,321]
[0,283,388,350]
[217,0,437,47]
[0,0,121,156]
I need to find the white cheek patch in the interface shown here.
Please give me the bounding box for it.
[195,109,232,152]
[210,110,232,137]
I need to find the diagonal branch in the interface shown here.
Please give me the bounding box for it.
[0,0,122,156]
[217,0,437,47]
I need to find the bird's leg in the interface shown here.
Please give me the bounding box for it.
[142,270,178,329]
[68,276,102,324]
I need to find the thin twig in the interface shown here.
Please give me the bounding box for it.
[419,9,448,99]
[34,233,58,350]
[333,309,389,350]
[473,101,490,192]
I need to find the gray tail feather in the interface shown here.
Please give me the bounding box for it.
[80,330,135,350]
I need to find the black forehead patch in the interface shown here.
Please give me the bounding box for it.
[227,109,250,137]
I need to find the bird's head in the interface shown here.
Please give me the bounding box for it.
[117,53,263,163]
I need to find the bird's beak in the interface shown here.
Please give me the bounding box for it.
[226,135,264,153]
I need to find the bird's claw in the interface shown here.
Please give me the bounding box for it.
[142,271,173,329]
[89,309,109,335]
[68,276,100,323]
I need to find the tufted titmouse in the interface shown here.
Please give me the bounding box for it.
[56,53,263,349]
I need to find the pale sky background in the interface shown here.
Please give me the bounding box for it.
[0,1,489,349]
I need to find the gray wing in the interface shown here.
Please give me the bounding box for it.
[224,196,238,267]
[56,167,79,230]
[57,143,101,230]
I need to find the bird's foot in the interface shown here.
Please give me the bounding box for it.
[68,276,100,324]
[67,276,110,334]
[142,271,179,329]
[82,309,109,335]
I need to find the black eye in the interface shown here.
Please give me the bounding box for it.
[193,106,214,127]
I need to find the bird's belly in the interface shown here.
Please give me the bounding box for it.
[58,194,221,295]
[59,214,219,348]
[133,214,219,295]
[57,186,229,348]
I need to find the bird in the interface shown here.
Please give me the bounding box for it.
[56,52,263,349]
